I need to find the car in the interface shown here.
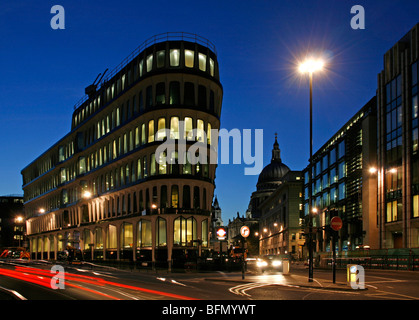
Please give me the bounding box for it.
[256,255,284,273]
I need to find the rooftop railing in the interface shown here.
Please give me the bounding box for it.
[73,32,217,111]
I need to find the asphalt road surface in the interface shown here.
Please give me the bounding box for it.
[1,260,419,302]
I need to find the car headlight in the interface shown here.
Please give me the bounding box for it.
[256,260,268,267]
[272,260,282,267]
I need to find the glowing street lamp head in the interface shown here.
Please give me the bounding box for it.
[299,58,325,74]
[82,191,92,199]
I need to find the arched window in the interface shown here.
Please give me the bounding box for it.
[138,220,152,247]
[173,216,197,246]
[107,224,117,249]
[120,222,133,249]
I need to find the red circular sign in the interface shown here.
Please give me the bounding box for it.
[216,228,226,238]
[330,216,343,231]
[240,226,250,238]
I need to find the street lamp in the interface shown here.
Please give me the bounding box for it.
[82,190,92,199]
[299,57,325,283]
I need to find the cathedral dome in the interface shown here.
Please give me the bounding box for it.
[256,135,290,189]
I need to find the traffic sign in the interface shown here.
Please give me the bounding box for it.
[240,226,250,238]
[330,216,343,231]
[216,228,226,240]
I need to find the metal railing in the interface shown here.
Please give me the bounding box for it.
[321,254,419,271]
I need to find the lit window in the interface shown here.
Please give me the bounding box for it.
[148,120,154,143]
[209,58,214,76]
[198,53,206,71]
[138,220,152,247]
[157,118,166,140]
[157,50,165,68]
[413,195,419,218]
[170,49,180,67]
[146,54,153,72]
[158,152,167,174]
[139,59,144,77]
[150,154,156,176]
[78,157,86,175]
[197,119,204,142]
[185,50,194,68]
[207,123,212,145]
[170,117,179,139]
[184,117,193,140]
[137,158,142,180]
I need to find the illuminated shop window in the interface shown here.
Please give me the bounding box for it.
[138,220,152,247]
[107,225,117,249]
[121,223,133,249]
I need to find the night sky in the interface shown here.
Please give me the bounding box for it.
[1,1,418,223]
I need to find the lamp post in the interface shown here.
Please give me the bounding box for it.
[299,58,324,282]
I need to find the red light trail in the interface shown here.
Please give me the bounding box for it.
[0,265,197,300]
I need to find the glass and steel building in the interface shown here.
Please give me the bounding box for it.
[377,23,419,248]
[302,97,378,252]
[21,33,223,269]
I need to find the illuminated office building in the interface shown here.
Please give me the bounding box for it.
[302,97,378,251]
[377,23,419,248]
[21,33,223,268]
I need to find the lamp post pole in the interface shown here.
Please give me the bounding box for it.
[299,57,324,283]
[308,71,314,283]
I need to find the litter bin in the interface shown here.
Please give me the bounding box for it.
[282,260,289,274]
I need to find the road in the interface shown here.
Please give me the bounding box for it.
[1,259,419,302]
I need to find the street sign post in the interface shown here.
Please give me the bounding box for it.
[330,216,343,231]
[240,226,250,279]
[330,216,342,283]
[240,226,250,238]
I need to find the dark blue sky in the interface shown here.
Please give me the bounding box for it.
[1,1,418,223]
